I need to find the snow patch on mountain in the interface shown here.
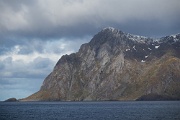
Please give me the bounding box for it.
[141,60,146,62]
[126,49,130,51]
[148,48,152,50]
[155,45,160,49]
[126,33,149,43]
[145,56,148,58]
[133,46,136,50]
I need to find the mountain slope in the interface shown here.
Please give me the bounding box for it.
[22,27,180,101]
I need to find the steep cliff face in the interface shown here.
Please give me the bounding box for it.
[23,27,180,101]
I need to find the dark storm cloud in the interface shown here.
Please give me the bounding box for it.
[115,19,180,37]
[0,0,179,40]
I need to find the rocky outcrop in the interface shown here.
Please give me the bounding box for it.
[22,27,180,101]
[4,98,18,102]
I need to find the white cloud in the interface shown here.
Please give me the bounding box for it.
[0,38,89,78]
[0,37,90,62]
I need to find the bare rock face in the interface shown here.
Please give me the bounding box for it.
[23,28,180,101]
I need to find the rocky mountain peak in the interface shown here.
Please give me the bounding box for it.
[89,27,125,48]
[23,28,180,101]
[160,33,180,43]
[102,27,123,34]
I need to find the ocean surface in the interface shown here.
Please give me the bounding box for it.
[0,101,180,120]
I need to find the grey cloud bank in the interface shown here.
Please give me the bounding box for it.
[0,0,180,39]
[0,0,180,100]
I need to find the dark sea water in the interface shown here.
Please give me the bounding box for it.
[0,101,180,120]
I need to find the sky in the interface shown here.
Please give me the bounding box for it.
[0,0,180,101]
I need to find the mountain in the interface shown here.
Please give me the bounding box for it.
[22,27,180,101]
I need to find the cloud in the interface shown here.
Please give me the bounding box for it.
[0,0,179,39]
